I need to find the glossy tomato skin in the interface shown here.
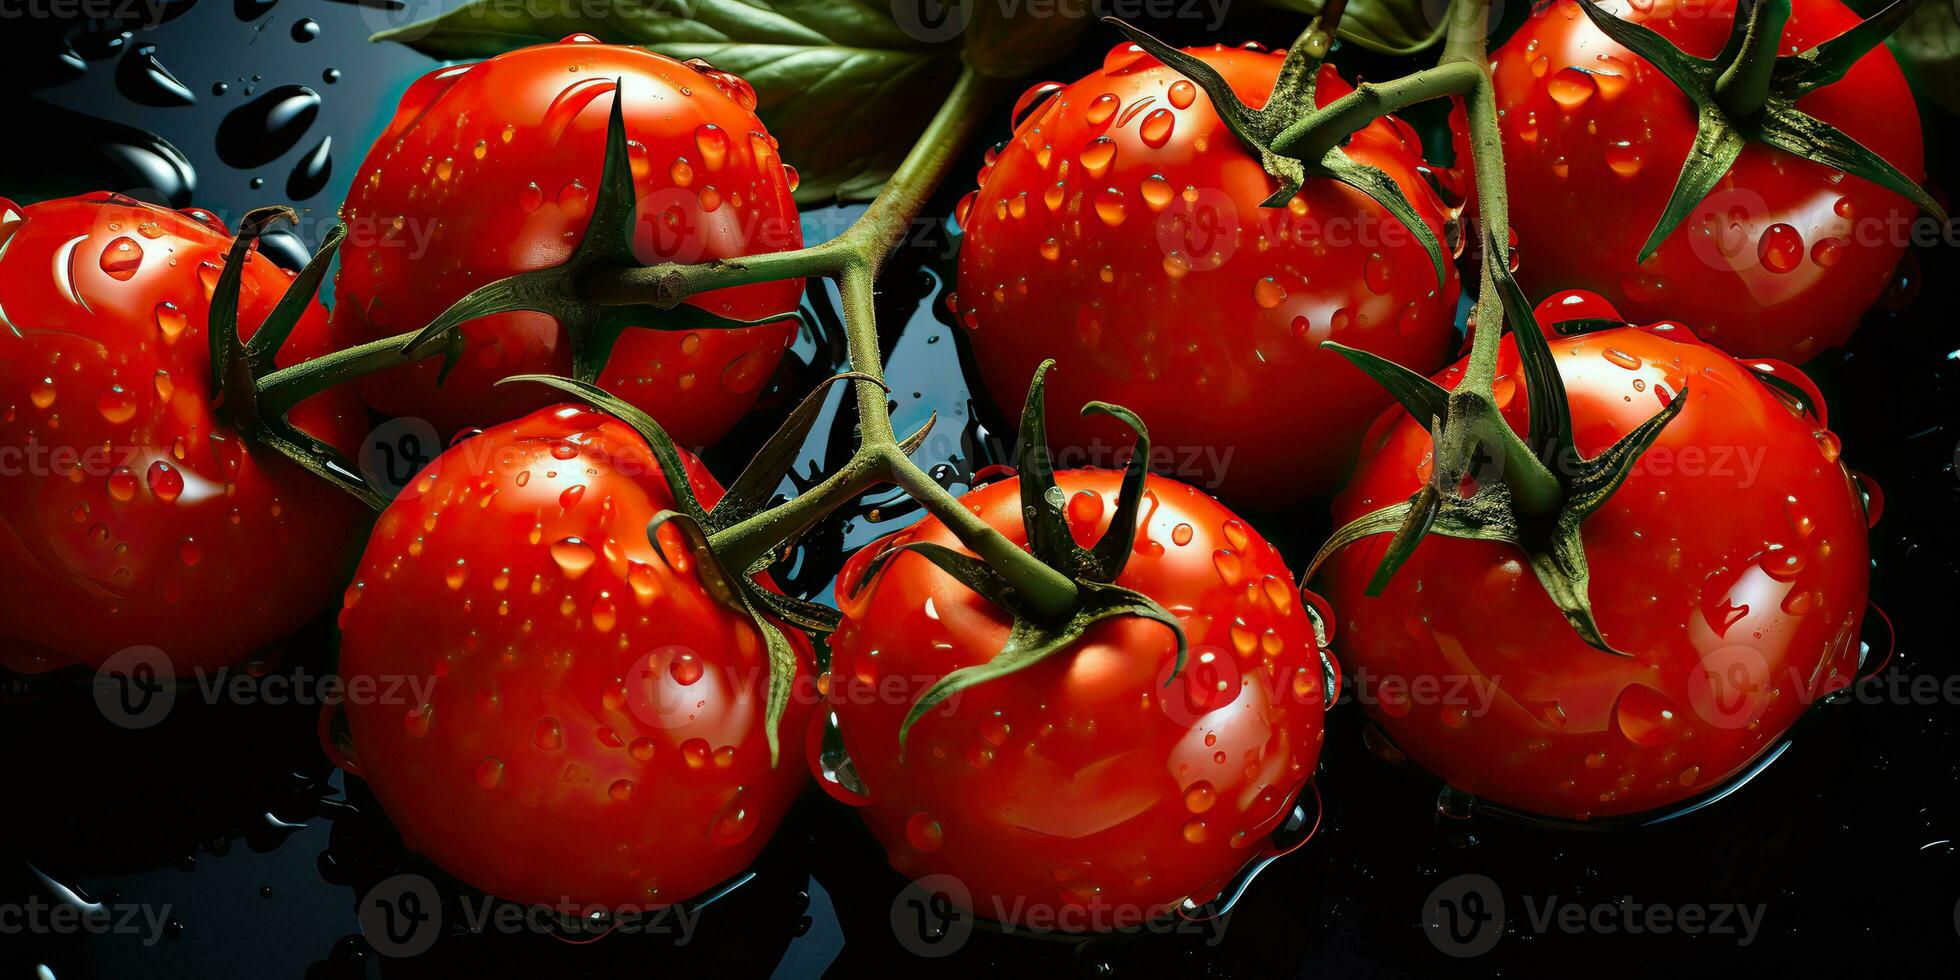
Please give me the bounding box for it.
[956,45,1461,507]
[1494,0,1924,362]
[336,405,815,907]
[826,472,1330,922]
[332,36,804,443]
[1322,292,1869,820]
[0,193,368,675]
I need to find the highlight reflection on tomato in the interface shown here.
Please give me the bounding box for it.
[1320,291,1870,819]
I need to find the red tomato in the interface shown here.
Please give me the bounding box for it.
[332,36,804,444]
[335,404,815,907]
[1320,291,1870,819]
[0,193,368,675]
[1494,0,1926,362]
[824,471,1331,922]
[955,45,1461,506]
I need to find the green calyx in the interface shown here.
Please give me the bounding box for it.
[499,373,901,766]
[204,207,400,510]
[1102,15,1453,287]
[1574,0,1946,262]
[846,361,1187,756]
[1308,229,1688,655]
[403,79,803,384]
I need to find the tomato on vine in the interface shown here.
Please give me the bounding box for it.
[0,194,369,675]
[332,384,838,907]
[819,363,1335,921]
[1493,0,1939,362]
[956,30,1462,506]
[332,35,805,445]
[1314,277,1871,819]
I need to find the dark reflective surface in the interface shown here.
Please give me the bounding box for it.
[2,2,1956,977]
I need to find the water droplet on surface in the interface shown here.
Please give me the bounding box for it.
[117,43,197,107]
[287,136,332,200]
[216,85,320,169]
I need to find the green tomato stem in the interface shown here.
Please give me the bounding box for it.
[682,66,1079,615]
[1443,0,1565,516]
[1269,60,1484,169]
[255,328,432,424]
[1715,0,1791,119]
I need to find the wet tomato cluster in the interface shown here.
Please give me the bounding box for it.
[0,2,1948,973]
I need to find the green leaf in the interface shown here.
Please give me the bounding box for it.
[372,0,959,204]
[853,541,1019,611]
[1321,152,1448,287]
[711,372,882,530]
[1489,251,1573,466]
[246,224,345,376]
[1247,0,1449,56]
[1013,360,1080,572]
[1321,341,1450,426]
[1365,483,1441,595]
[1780,0,1920,94]
[1080,401,1151,583]
[1574,0,1722,88]
[1636,103,1747,261]
[1757,106,1947,222]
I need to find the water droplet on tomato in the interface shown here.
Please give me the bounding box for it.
[534,717,563,750]
[475,756,505,789]
[1253,277,1287,309]
[108,467,138,501]
[905,812,944,851]
[1080,136,1117,178]
[1185,780,1216,813]
[1094,187,1126,225]
[1547,67,1595,109]
[147,460,183,501]
[551,537,596,578]
[1758,223,1803,274]
[100,236,143,280]
[1085,93,1119,125]
[1612,683,1682,746]
[710,790,756,845]
[1168,79,1197,109]
[405,703,434,737]
[1139,108,1174,147]
[694,124,729,170]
